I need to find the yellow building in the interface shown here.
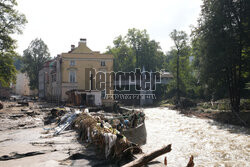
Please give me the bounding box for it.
[39,38,113,104]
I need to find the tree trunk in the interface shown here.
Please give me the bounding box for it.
[227,66,240,113]
[177,50,180,104]
[122,144,172,167]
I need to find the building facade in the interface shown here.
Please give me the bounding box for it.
[13,72,37,96]
[39,39,113,103]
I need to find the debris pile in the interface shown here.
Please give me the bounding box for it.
[88,108,147,145]
[54,109,81,136]
[44,107,69,125]
[74,112,142,161]
[0,100,45,131]
[90,108,145,132]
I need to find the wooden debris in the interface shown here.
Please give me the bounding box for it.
[186,155,194,167]
[122,144,172,167]
[18,101,29,106]
[164,156,167,166]
[0,102,3,110]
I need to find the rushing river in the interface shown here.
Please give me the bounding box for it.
[141,108,250,167]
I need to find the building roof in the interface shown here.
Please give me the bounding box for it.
[71,42,92,54]
[62,39,113,59]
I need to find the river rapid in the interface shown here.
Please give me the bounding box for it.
[141,108,250,167]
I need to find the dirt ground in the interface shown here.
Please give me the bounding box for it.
[0,100,117,167]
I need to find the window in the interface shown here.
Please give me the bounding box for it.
[52,74,56,82]
[69,71,76,83]
[101,90,106,98]
[101,61,106,66]
[70,60,75,66]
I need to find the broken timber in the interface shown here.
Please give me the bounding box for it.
[122,144,172,167]
[186,155,194,167]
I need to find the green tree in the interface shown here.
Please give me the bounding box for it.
[193,0,250,113]
[107,28,165,72]
[13,55,22,70]
[0,0,27,86]
[22,38,51,90]
[106,35,135,72]
[126,28,164,71]
[169,29,190,103]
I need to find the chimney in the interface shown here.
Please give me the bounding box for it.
[79,38,86,45]
[71,45,75,51]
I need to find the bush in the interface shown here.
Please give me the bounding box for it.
[240,99,250,110]
[179,97,197,109]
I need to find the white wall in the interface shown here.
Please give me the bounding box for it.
[15,72,36,96]
[86,91,102,106]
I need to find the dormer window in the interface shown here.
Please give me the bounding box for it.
[70,60,75,66]
[101,61,106,66]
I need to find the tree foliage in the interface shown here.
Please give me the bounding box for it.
[165,30,200,101]
[22,38,51,90]
[13,55,22,70]
[169,30,189,103]
[0,0,27,86]
[192,0,250,112]
[107,28,165,72]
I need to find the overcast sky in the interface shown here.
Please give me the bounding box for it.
[15,0,202,57]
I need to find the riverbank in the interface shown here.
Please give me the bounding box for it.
[179,109,250,128]
[158,100,250,128]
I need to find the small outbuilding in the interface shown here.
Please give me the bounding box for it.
[66,89,102,106]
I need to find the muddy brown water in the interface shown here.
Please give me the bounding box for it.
[141,107,250,167]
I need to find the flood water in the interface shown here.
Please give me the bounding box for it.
[141,108,250,167]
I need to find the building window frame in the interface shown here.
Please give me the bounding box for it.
[101,61,106,66]
[52,73,56,82]
[69,70,76,83]
[101,90,106,98]
[70,60,75,66]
